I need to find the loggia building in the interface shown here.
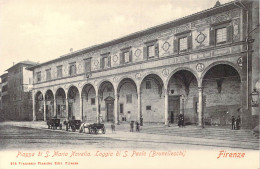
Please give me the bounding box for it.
[28,0,260,129]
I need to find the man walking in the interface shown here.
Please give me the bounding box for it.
[231,116,235,130]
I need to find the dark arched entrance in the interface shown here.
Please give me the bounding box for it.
[202,64,241,126]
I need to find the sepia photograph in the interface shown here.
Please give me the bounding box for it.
[0,0,259,168]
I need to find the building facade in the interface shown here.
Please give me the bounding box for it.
[0,61,37,121]
[0,73,9,121]
[29,0,259,129]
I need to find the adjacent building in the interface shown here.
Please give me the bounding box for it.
[28,0,259,129]
[0,61,37,121]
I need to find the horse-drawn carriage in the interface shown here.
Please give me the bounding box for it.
[64,119,81,132]
[79,123,106,134]
[47,118,62,130]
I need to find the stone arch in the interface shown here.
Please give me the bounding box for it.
[201,61,242,81]
[166,67,199,88]
[65,84,79,96]
[140,71,164,85]
[67,85,80,120]
[117,77,138,94]
[81,83,96,122]
[97,79,115,93]
[44,89,55,119]
[167,69,199,125]
[35,91,44,121]
[55,88,67,119]
[117,77,138,123]
[201,62,242,127]
[140,73,165,123]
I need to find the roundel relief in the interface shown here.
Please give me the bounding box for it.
[135,73,141,80]
[195,32,206,44]
[94,60,99,66]
[162,69,169,77]
[196,63,205,72]
[135,49,141,58]
[113,55,118,62]
[237,57,242,67]
[162,42,170,51]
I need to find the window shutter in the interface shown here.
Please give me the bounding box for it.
[173,39,178,53]
[108,55,111,67]
[129,50,133,62]
[226,25,233,43]
[143,46,147,60]
[155,43,159,57]
[209,29,215,46]
[120,53,123,64]
[188,35,192,49]
[100,57,103,69]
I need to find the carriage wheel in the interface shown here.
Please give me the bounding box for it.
[102,127,106,134]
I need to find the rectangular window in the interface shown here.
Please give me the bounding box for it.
[69,63,76,76]
[147,45,155,58]
[179,37,188,51]
[216,27,227,44]
[146,106,151,110]
[123,52,130,63]
[57,66,63,78]
[126,94,132,103]
[91,98,95,105]
[146,81,151,89]
[103,57,108,68]
[120,104,123,114]
[84,58,91,72]
[36,72,41,82]
[46,69,51,80]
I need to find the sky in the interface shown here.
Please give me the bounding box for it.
[0,0,232,77]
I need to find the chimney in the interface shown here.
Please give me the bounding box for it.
[70,48,73,52]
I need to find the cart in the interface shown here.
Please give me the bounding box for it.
[64,119,81,132]
[88,123,106,134]
[47,118,62,130]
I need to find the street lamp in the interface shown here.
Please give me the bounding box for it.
[250,88,259,107]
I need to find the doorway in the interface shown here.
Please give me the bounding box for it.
[168,96,180,124]
[104,96,115,122]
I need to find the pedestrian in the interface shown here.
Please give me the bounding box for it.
[181,114,184,127]
[236,116,241,130]
[111,123,116,133]
[136,121,140,132]
[130,121,134,132]
[178,114,182,128]
[231,116,235,130]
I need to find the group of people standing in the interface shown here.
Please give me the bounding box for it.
[231,115,241,130]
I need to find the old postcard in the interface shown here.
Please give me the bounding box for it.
[0,0,259,168]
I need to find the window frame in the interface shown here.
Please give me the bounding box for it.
[120,47,132,65]
[46,68,51,81]
[210,20,233,46]
[69,62,77,76]
[146,81,151,89]
[84,57,92,73]
[143,39,159,60]
[100,53,111,69]
[174,30,192,54]
[57,65,63,78]
[36,71,41,82]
